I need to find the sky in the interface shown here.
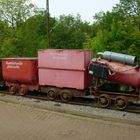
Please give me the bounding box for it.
[32,0,120,22]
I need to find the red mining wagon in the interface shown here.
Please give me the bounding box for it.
[38,49,92,101]
[2,58,39,95]
[0,59,4,86]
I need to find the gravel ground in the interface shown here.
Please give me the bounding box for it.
[0,93,139,125]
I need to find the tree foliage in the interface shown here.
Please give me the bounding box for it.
[0,0,35,28]
[50,15,92,49]
[0,0,140,59]
[85,0,140,58]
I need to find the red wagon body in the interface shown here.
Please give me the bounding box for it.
[0,59,3,83]
[38,49,92,90]
[1,58,39,92]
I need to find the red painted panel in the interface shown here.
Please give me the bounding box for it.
[38,49,92,70]
[0,59,2,81]
[2,58,38,84]
[38,49,93,89]
[39,68,91,89]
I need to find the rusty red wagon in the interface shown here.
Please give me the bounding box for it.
[1,58,39,95]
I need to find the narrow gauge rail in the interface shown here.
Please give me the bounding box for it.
[0,90,139,114]
[25,93,140,114]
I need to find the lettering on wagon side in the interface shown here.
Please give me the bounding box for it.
[6,61,23,69]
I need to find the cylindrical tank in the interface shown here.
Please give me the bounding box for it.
[97,51,136,65]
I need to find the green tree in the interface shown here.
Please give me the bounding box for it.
[51,15,92,49]
[85,0,140,58]
[17,14,56,56]
[0,20,10,45]
[0,0,38,57]
[116,0,140,30]
[0,0,35,28]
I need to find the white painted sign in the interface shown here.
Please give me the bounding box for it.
[6,61,23,69]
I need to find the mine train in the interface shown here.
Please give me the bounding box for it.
[0,49,140,110]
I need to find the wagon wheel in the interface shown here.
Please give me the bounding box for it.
[115,96,128,110]
[98,94,111,108]
[47,90,57,100]
[19,85,28,96]
[60,90,72,102]
[9,85,17,95]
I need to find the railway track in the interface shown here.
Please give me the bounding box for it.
[24,92,140,114]
[0,90,140,114]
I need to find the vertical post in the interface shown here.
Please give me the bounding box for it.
[46,0,50,48]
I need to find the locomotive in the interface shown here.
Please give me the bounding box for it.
[0,49,139,110]
[89,51,140,110]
